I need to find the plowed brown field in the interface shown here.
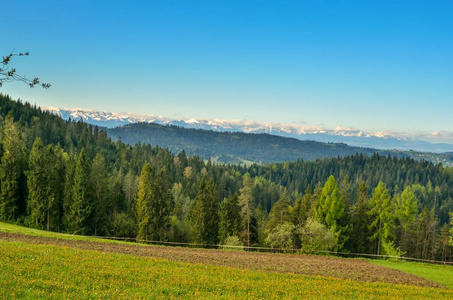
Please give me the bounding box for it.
[0,232,442,288]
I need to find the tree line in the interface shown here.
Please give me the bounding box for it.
[0,93,452,261]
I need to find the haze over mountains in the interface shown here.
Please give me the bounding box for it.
[45,107,453,154]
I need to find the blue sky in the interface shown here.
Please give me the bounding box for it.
[2,1,453,139]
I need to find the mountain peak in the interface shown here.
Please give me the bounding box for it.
[43,106,453,153]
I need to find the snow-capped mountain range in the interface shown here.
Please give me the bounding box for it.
[43,107,453,153]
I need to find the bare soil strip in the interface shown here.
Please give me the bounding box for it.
[0,232,443,288]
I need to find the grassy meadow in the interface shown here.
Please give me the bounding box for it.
[1,222,453,299]
[371,259,453,289]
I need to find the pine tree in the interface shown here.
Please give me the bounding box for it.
[350,181,371,254]
[339,175,352,208]
[292,185,313,228]
[47,144,65,231]
[0,112,25,221]
[91,153,108,235]
[123,169,137,211]
[416,208,438,260]
[218,193,243,243]
[136,163,153,241]
[239,173,254,247]
[368,182,393,255]
[190,176,219,245]
[450,213,453,247]
[267,192,292,231]
[67,148,93,235]
[149,167,172,241]
[395,186,419,254]
[26,138,48,229]
[62,154,76,231]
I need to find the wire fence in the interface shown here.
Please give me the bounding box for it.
[89,234,453,266]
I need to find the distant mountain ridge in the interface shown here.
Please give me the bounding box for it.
[107,122,410,164]
[44,107,453,153]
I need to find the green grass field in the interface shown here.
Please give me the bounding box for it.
[0,221,131,245]
[371,259,453,289]
[2,241,453,299]
[1,222,453,299]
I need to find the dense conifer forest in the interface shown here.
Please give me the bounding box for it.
[108,122,407,164]
[0,93,452,261]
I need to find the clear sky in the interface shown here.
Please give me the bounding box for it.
[2,1,453,139]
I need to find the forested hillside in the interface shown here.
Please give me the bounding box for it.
[108,122,407,164]
[0,93,452,261]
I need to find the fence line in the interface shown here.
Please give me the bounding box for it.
[89,234,453,265]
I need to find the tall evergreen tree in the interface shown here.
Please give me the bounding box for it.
[239,173,254,247]
[91,153,108,235]
[67,148,93,235]
[190,176,219,245]
[416,208,438,260]
[26,138,47,228]
[450,213,453,247]
[47,144,65,231]
[149,167,172,241]
[218,193,243,243]
[26,138,63,230]
[292,185,313,228]
[368,182,393,255]
[339,175,352,208]
[62,154,76,230]
[267,192,292,230]
[395,186,419,254]
[123,169,137,211]
[350,181,371,254]
[136,163,153,241]
[314,175,348,250]
[0,112,25,221]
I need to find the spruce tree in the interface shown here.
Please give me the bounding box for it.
[27,140,65,231]
[239,173,254,247]
[190,176,219,245]
[368,181,393,255]
[149,167,172,241]
[314,175,348,250]
[91,153,108,235]
[395,186,419,254]
[67,148,93,235]
[267,192,292,230]
[123,169,137,211]
[292,185,313,228]
[0,112,25,221]
[26,137,47,229]
[218,193,243,243]
[416,208,438,260]
[47,144,65,231]
[136,163,153,241]
[62,154,76,231]
[350,181,371,253]
[449,213,453,247]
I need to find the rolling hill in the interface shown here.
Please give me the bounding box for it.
[107,122,408,164]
